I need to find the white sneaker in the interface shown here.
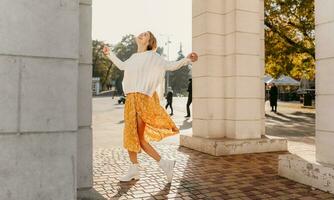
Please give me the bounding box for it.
[119,163,140,182]
[159,159,176,183]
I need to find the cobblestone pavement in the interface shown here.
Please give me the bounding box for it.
[78,145,334,200]
[79,97,329,199]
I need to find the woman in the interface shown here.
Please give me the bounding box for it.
[103,31,198,183]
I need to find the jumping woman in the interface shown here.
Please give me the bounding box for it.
[103,31,198,183]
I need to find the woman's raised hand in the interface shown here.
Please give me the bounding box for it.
[187,52,198,62]
[103,46,110,56]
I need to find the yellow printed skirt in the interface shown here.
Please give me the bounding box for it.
[123,92,179,153]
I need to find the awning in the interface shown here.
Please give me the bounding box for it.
[264,74,274,84]
[266,75,299,86]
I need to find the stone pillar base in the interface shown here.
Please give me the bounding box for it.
[279,154,334,194]
[180,134,287,156]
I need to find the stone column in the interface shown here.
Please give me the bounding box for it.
[315,0,334,165]
[180,0,286,155]
[0,1,79,200]
[224,0,262,139]
[278,0,334,194]
[191,0,225,138]
[259,0,266,135]
[77,0,93,189]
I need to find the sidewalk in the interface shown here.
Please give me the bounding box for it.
[78,97,333,199]
[79,144,333,200]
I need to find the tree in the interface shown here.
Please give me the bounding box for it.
[265,0,315,80]
[156,46,164,55]
[92,40,114,90]
[110,35,166,95]
[169,44,191,96]
[110,34,137,95]
[92,35,138,92]
[92,35,165,93]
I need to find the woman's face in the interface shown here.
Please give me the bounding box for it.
[136,31,150,48]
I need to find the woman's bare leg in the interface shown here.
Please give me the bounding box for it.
[128,151,138,164]
[137,114,161,161]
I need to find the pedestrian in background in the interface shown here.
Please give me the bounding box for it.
[269,83,278,112]
[185,78,192,118]
[165,87,174,116]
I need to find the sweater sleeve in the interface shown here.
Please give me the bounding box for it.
[107,52,127,70]
[156,53,192,71]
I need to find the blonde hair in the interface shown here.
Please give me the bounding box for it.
[147,31,157,51]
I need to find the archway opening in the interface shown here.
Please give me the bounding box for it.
[91,0,193,150]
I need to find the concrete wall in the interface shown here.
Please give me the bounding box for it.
[259,0,266,135]
[315,0,334,165]
[0,0,79,199]
[77,0,93,189]
[192,0,263,139]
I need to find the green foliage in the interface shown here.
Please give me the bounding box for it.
[169,44,191,96]
[156,46,164,55]
[92,35,137,92]
[111,34,137,94]
[92,34,166,93]
[92,40,113,90]
[265,0,315,80]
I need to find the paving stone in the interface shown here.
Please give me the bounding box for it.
[77,144,334,200]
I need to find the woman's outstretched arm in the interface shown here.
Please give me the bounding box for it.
[103,46,126,70]
[159,52,198,71]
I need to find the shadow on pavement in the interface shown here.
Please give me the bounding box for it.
[174,146,328,199]
[150,184,171,199]
[179,119,192,130]
[77,188,107,200]
[265,112,315,123]
[265,110,315,138]
[117,120,124,124]
[111,181,138,199]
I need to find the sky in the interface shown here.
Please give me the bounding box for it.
[92,0,192,61]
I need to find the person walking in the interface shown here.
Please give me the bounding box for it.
[185,78,192,118]
[269,83,278,112]
[165,88,174,116]
[111,84,116,99]
[103,31,198,183]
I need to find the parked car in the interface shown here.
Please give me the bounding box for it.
[118,95,126,104]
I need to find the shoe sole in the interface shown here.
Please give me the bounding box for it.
[119,175,140,182]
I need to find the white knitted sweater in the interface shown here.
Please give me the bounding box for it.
[108,50,191,97]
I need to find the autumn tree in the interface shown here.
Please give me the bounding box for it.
[92,40,114,90]
[169,44,191,96]
[92,34,165,94]
[109,34,137,94]
[265,0,315,80]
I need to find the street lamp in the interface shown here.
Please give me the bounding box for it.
[159,34,173,95]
